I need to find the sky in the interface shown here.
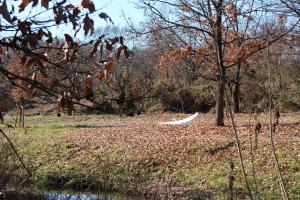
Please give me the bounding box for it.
[11,0,146,25]
[96,0,145,26]
[1,0,146,39]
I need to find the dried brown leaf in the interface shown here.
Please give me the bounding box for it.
[89,39,101,58]
[17,20,31,35]
[46,31,53,44]
[19,0,32,12]
[111,37,119,45]
[106,41,113,51]
[83,14,94,36]
[32,0,38,7]
[37,28,44,40]
[72,7,81,18]
[0,0,12,23]
[87,1,95,13]
[65,4,75,9]
[116,46,124,61]
[124,46,130,59]
[99,12,113,24]
[64,34,73,44]
[105,61,114,72]
[120,36,124,46]
[41,0,49,9]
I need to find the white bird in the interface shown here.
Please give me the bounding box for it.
[160,113,198,126]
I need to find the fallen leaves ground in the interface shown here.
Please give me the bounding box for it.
[1,113,300,199]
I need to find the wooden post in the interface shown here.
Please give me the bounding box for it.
[15,107,19,127]
[18,106,22,127]
[21,105,25,128]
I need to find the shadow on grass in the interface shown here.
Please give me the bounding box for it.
[204,141,236,156]
[74,124,125,128]
[186,187,248,200]
[281,121,300,127]
[25,124,125,130]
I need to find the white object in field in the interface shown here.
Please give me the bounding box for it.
[160,113,198,126]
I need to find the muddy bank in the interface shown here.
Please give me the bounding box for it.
[0,189,45,200]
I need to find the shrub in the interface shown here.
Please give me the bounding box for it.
[154,80,215,113]
[274,85,300,111]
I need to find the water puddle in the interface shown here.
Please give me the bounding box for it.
[46,191,140,200]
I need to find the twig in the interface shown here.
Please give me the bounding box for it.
[249,130,261,199]
[228,161,235,200]
[0,129,32,177]
[254,123,261,150]
[267,42,289,200]
[225,89,253,200]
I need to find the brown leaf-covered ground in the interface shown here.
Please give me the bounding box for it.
[2,113,300,199]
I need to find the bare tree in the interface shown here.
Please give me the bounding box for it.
[133,0,297,126]
[281,0,300,17]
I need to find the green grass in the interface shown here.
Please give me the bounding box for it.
[25,124,75,136]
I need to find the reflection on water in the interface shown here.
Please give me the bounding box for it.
[46,192,139,200]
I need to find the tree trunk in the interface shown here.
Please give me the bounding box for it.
[215,0,225,126]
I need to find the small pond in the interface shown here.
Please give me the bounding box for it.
[0,190,141,200]
[46,191,141,200]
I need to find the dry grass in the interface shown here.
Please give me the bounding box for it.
[1,113,300,199]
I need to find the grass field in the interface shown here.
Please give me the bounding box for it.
[1,112,300,199]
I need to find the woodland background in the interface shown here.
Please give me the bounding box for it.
[0,0,299,120]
